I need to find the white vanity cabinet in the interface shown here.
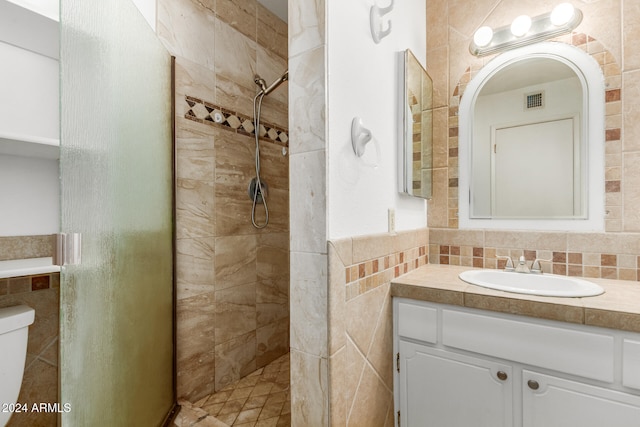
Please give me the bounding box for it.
[393,298,640,427]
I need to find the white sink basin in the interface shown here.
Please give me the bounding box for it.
[459,270,605,297]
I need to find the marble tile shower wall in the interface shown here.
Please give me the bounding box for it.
[157,0,289,402]
[426,0,640,276]
[0,236,59,427]
[288,0,330,425]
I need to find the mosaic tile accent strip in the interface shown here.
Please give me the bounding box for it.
[446,33,623,231]
[185,96,289,147]
[0,272,59,296]
[345,245,428,301]
[430,244,639,281]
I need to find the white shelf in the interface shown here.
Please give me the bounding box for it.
[0,132,59,159]
[0,0,58,59]
[0,257,60,279]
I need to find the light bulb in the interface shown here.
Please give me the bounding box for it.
[551,3,575,26]
[473,26,494,47]
[510,15,532,37]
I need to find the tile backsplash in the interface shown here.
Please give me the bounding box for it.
[429,228,640,281]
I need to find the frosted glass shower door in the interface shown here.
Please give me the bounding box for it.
[60,1,174,425]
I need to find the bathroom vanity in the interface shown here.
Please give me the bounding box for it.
[391,265,640,427]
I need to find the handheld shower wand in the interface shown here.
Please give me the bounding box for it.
[250,70,288,229]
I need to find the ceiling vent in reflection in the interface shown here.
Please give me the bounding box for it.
[525,91,544,110]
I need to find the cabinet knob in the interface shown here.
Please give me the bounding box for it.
[497,371,508,381]
[528,380,540,390]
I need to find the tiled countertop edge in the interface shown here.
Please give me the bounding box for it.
[391,264,640,333]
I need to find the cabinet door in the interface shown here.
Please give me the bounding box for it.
[523,370,640,427]
[399,341,512,427]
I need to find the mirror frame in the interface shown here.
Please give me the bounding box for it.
[398,49,433,200]
[458,42,605,231]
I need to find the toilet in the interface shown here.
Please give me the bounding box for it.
[0,305,35,427]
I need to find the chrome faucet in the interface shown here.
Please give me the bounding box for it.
[514,256,530,273]
[496,255,550,274]
[496,255,515,272]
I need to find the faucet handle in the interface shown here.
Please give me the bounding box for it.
[496,255,515,272]
[531,258,551,274]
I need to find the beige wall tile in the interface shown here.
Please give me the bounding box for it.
[365,286,393,390]
[328,243,346,356]
[427,168,449,228]
[175,57,217,114]
[427,0,449,51]
[430,228,483,246]
[624,70,640,152]
[215,20,257,96]
[215,283,257,344]
[290,150,327,253]
[215,331,257,390]
[289,46,326,154]
[256,317,289,367]
[485,231,567,252]
[0,235,53,261]
[176,237,215,300]
[157,0,216,68]
[623,0,640,71]
[328,347,347,427]
[257,2,288,60]
[176,119,215,182]
[215,73,256,119]
[214,235,257,290]
[290,349,329,427]
[215,0,257,40]
[290,252,327,357]
[177,292,216,400]
[432,107,450,168]
[347,362,392,426]
[289,0,325,58]
[176,179,216,239]
[352,233,396,264]
[623,152,640,230]
[346,283,387,357]
[427,46,450,109]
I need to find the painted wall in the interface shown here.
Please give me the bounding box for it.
[327,0,427,239]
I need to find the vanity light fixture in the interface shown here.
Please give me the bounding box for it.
[470,3,583,57]
[510,15,532,37]
[473,26,494,47]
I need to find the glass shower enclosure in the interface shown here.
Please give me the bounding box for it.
[60,0,175,425]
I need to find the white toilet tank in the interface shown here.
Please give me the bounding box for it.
[0,305,35,427]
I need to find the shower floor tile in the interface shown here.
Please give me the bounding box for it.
[175,353,290,427]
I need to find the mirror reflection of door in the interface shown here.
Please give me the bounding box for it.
[492,117,578,217]
[472,56,584,218]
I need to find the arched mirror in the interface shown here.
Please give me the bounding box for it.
[458,42,605,231]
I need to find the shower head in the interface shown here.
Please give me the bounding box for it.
[255,70,289,96]
[254,76,267,92]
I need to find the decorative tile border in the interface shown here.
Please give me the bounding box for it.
[432,244,639,281]
[446,33,622,231]
[0,272,60,296]
[344,245,428,301]
[185,96,289,146]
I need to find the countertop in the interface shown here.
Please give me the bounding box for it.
[391,264,640,333]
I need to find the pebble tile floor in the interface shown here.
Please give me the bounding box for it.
[174,353,291,427]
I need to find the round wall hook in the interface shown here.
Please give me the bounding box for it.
[351,117,372,157]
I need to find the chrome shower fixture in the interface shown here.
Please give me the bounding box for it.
[253,70,289,97]
[250,69,288,229]
[254,76,267,92]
